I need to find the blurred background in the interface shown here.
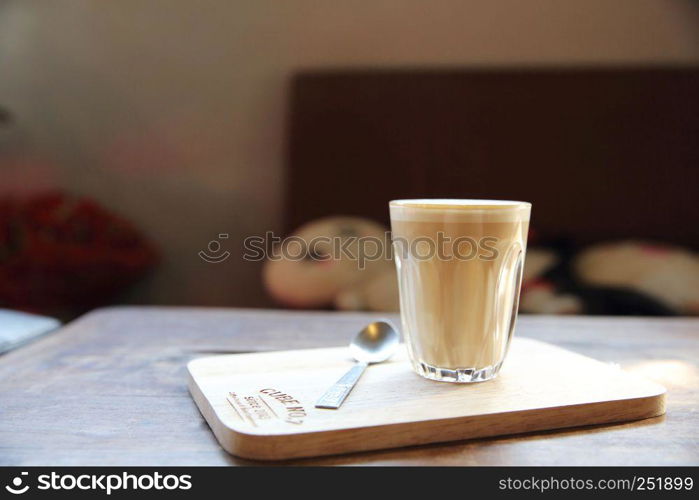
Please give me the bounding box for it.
[1,0,698,323]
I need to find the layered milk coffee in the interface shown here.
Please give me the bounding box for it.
[390,200,530,382]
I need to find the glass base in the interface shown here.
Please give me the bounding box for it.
[412,360,503,383]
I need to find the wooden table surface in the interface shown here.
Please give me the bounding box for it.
[1,307,697,466]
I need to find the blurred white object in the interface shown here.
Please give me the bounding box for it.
[575,241,699,315]
[263,216,399,312]
[0,309,61,354]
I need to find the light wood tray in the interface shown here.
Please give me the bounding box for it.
[187,337,665,460]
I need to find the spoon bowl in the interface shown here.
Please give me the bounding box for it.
[350,321,400,363]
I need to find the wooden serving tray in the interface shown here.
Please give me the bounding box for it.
[187,337,665,460]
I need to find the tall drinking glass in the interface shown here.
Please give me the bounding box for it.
[390,199,531,382]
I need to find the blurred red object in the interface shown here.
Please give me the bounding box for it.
[0,191,158,315]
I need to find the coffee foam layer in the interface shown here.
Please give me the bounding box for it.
[390,199,531,223]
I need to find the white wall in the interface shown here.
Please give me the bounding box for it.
[1,0,697,307]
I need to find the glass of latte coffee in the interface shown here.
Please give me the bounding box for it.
[389,199,531,382]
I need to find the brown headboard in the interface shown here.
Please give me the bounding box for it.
[285,67,699,247]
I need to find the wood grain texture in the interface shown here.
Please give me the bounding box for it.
[188,339,665,460]
[0,306,697,465]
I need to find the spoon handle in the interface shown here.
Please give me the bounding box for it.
[315,362,368,409]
